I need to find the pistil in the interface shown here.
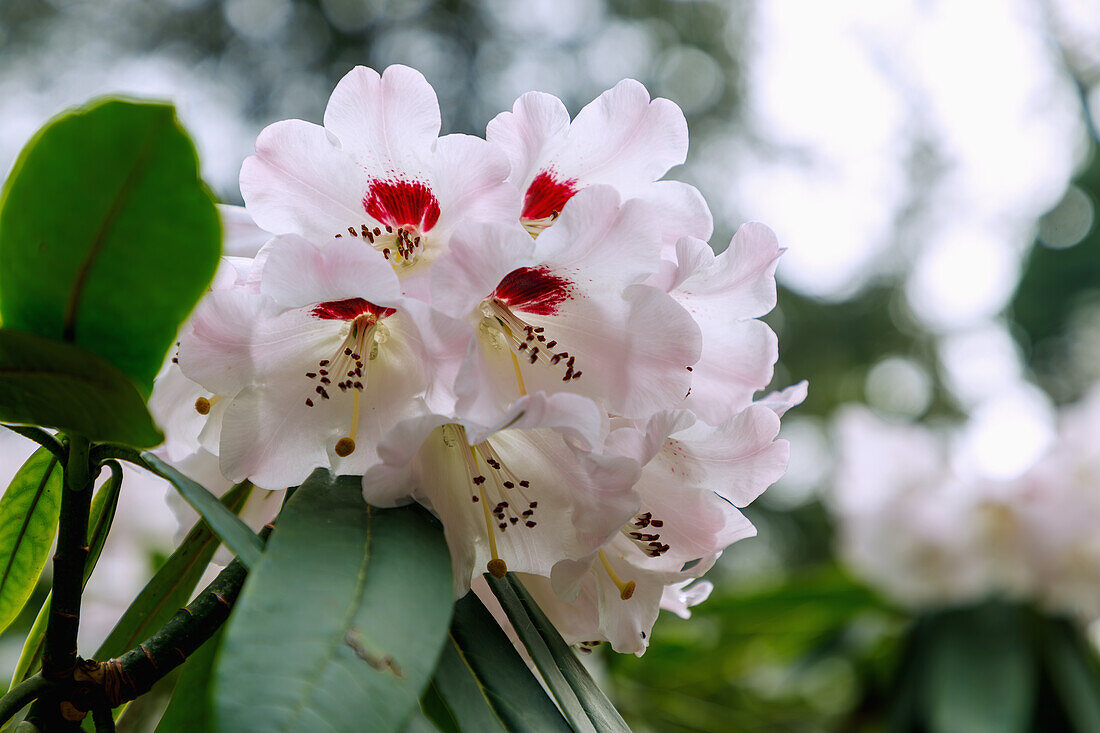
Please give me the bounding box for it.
[599,549,637,600]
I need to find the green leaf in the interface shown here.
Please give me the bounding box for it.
[0,98,221,391]
[94,480,252,660]
[426,592,571,733]
[154,626,225,733]
[0,447,62,634]
[0,330,161,446]
[8,469,121,689]
[1039,617,1100,732]
[923,602,1034,733]
[488,572,633,726]
[139,453,262,569]
[213,471,453,733]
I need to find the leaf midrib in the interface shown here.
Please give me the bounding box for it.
[281,505,374,732]
[62,113,169,342]
[0,454,59,608]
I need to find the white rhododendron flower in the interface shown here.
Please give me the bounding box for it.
[487,79,711,244]
[240,65,518,296]
[157,64,802,655]
[831,398,1100,618]
[178,235,464,489]
[363,392,640,595]
[432,186,701,424]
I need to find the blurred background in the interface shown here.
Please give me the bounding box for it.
[2,0,1100,730]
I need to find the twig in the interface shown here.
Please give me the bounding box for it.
[1,425,66,462]
[0,675,56,726]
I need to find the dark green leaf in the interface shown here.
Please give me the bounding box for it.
[0,447,62,634]
[484,573,596,733]
[924,602,1034,733]
[139,454,262,569]
[154,626,225,733]
[94,480,252,660]
[0,98,221,391]
[426,592,571,733]
[8,469,121,688]
[1039,617,1100,732]
[0,330,161,446]
[213,471,453,733]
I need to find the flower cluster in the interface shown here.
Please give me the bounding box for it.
[160,65,801,654]
[832,394,1100,618]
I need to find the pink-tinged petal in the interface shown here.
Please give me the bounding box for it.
[535,186,662,287]
[672,223,783,319]
[323,65,441,168]
[755,381,809,417]
[149,361,213,464]
[218,311,431,489]
[634,180,713,251]
[553,79,688,194]
[673,405,790,506]
[177,290,274,396]
[218,204,271,258]
[463,391,607,453]
[617,284,701,417]
[430,134,520,239]
[397,300,473,415]
[258,235,401,310]
[685,319,778,424]
[660,577,715,619]
[431,222,537,316]
[605,410,696,466]
[486,91,571,191]
[240,119,370,240]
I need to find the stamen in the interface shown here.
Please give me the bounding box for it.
[599,550,636,600]
[469,444,506,577]
[194,395,220,415]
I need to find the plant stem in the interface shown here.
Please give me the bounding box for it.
[42,435,93,681]
[0,676,55,726]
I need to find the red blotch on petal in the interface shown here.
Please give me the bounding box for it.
[363,179,441,231]
[311,298,396,321]
[522,170,578,222]
[494,267,573,316]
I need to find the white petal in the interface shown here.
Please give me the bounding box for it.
[685,319,778,424]
[240,119,370,240]
[756,381,809,416]
[554,79,688,193]
[218,204,271,257]
[430,134,520,239]
[430,222,537,317]
[672,405,790,506]
[535,186,662,287]
[660,578,714,620]
[258,234,401,309]
[177,290,278,396]
[672,223,783,319]
[463,391,606,452]
[485,91,571,191]
[323,65,441,168]
[635,180,713,251]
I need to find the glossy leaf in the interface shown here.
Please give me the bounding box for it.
[154,626,225,733]
[924,603,1033,733]
[0,448,62,634]
[8,469,121,689]
[426,592,571,733]
[0,329,161,447]
[94,480,252,660]
[139,454,262,569]
[0,98,221,391]
[213,471,453,733]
